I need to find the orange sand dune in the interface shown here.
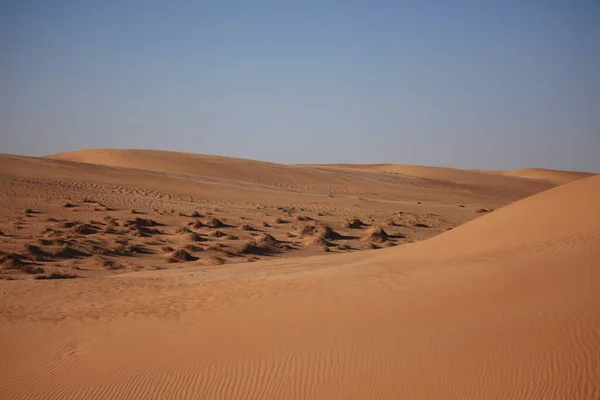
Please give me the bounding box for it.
[47,148,332,187]
[45,149,553,206]
[1,172,598,399]
[320,162,594,186]
[321,162,493,182]
[501,167,596,184]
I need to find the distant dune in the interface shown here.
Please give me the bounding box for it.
[47,149,555,204]
[46,149,302,180]
[501,167,596,184]
[1,147,598,398]
[320,163,595,185]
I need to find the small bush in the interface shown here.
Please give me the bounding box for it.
[35,272,78,280]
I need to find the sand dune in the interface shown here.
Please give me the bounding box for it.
[501,167,596,184]
[48,149,555,204]
[48,149,340,188]
[1,160,598,399]
[0,151,562,279]
[319,163,595,186]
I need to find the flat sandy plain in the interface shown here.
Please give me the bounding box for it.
[1,149,598,399]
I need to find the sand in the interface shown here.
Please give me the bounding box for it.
[501,167,596,184]
[1,150,598,399]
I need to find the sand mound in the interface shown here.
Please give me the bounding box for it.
[19,244,53,261]
[297,224,342,240]
[256,233,280,247]
[128,225,162,237]
[0,253,44,274]
[166,249,197,263]
[297,224,343,247]
[209,230,227,238]
[204,217,226,228]
[124,218,161,227]
[235,233,282,255]
[73,223,100,235]
[344,218,366,229]
[304,236,335,247]
[189,220,204,229]
[188,232,208,242]
[363,227,389,243]
[53,244,90,259]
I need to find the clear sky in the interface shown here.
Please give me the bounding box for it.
[1,1,599,171]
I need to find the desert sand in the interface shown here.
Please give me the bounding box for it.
[0,149,598,399]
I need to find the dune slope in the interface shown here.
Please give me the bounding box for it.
[1,173,598,399]
[46,149,553,203]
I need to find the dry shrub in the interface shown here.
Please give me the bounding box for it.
[0,253,44,274]
[182,244,203,252]
[235,234,280,255]
[73,224,99,235]
[128,225,162,237]
[167,249,197,263]
[56,221,80,229]
[344,218,365,229]
[35,272,78,280]
[54,244,90,259]
[191,220,204,229]
[204,217,225,228]
[20,244,53,261]
[189,232,208,242]
[124,218,161,227]
[297,224,342,240]
[210,230,227,238]
[364,227,389,243]
[104,226,119,234]
[97,258,125,270]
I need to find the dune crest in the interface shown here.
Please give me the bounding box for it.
[501,167,596,184]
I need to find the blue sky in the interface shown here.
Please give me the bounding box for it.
[1,0,599,171]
